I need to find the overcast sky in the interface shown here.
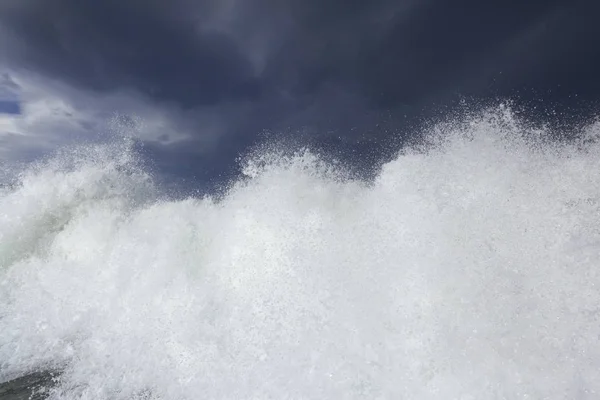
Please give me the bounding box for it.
[0,0,598,189]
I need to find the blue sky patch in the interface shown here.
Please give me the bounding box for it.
[0,100,20,115]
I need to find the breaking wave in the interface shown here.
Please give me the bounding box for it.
[2,106,600,399]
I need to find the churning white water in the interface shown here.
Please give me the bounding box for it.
[2,106,600,399]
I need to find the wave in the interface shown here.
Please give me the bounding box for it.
[1,106,600,399]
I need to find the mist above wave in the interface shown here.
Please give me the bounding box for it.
[1,106,600,399]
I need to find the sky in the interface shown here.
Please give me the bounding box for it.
[0,0,599,189]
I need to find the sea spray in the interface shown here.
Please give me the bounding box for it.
[1,106,600,399]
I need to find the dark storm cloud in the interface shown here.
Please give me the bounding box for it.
[0,0,262,107]
[1,0,599,186]
[2,0,597,113]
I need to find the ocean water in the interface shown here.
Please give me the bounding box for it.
[1,106,600,399]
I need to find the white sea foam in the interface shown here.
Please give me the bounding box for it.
[1,107,600,399]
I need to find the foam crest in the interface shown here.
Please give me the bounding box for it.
[1,107,600,399]
[0,140,154,269]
